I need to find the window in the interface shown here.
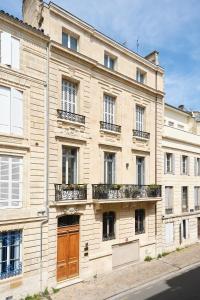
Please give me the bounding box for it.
[62,32,78,51]
[0,230,22,280]
[104,54,115,70]
[165,187,173,214]
[181,155,189,175]
[182,186,188,212]
[136,69,146,84]
[194,187,200,210]
[136,157,145,185]
[0,86,23,135]
[62,80,77,113]
[0,156,23,208]
[104,95,115,124]
[194,158,200,176]
[165,222,174,244]
[62,147,77,184]
[135,209,145,234]
[104,153,115,184]
[136,105,145,132]
[165,153,174,174]
[177,124,184,130]
[182,219,189,240]
[103,212,115,241]
[0,32,20,69]
[168,121,174,127]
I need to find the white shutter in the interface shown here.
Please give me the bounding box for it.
[11,157,22,207]
[11,88,23,135]
[0,32,12,65]
[165,222,174,244]
[194,157,197,176]
[11,37,20,69]
[172,154,175,174]
[187,157,190,175]
[0,156,9,207]
[0,86,11,133]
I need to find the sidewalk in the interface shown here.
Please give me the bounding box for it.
[52,243,200,300]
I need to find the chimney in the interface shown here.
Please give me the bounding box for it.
[22,0,44,28]
[178,105,185,111]
[145,51,159,66]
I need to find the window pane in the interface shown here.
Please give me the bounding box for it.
[70,36,77,51]
[62,32,68,48]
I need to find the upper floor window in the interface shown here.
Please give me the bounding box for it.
[62,32,78,51]
[165,186,173,214]
[0,230,22,280]
[136,105,145,132]
[135,209,145,234]
[168,121,174,127]
[62,80,77,113]
[194,158,200,176]
[194,187,200,210]
[104,152,115,184]
[62,147,77,184]
[104,95,115,124]
[181,186,188,212]
[0,155,23,209]
[0,86,23,135]
[104,54,115,70]
[0,32,20,69]
[165,153,174,174]
[136,68,146,84]
[103,211,115,241]
[181,155,189,175]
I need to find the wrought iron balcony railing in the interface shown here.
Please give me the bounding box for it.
[100,121,121,133]
[92,184,161,200]
[57,109,85,124]
[133,129,150,139]
[55,184,87,201]
[165,208,173,215]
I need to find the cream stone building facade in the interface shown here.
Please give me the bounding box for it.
[162,104,200,252]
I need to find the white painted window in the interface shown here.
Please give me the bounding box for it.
[181,186,188,212]
[104,54,115,70]
[0,86,23,135]
[104,152,115,184]
[165,153,174,174]
[62,80,77,113]
[165,222,174,244]
[168,121,174,127]
[194,187,200,210]
[136,68,146,84]
[0,155,23,208]
[104,95,115,124]
[62,32,78,51]
[0,32,20,69]
[194,157,200,176]
[165,187,173,213]
[136,105,145,131]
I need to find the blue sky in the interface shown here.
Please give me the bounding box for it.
[1,0,200,110]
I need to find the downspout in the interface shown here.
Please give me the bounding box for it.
[155,70,158,238]
[40,39,50,293]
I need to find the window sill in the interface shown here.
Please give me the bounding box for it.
[0,273,23,283]
[133,136,149,142]
[0,133,26,140]
[57,118,85,127]
[100,129,121,136]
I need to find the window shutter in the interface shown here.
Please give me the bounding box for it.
[0,156,9,207]
[165,223,173,244]
[11,37,20,69]
[172,154,175,174]
[194,157,197,176]
[187,157,190,175]
[11,157,22,207]
[186,219,189,239]
[0,86,10,133]
[11,88,23,135]
[1,32,12,65]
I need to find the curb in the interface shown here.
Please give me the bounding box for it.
[104,260,200,300]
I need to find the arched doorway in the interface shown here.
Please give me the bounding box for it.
[57,215,80,282]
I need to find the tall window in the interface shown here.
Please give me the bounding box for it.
[165,187,173,214]
[0,86,23,135]
[62,147,77,184]
[104,54,115,70]
[135,209,145,234]
[62,80,77,113]
[136,157,145,185]
[181,155,189,175]
[103,211,115,241]
[0,32,20,69]
[165,222,174,245]
[182,186,188,212]
[194,187,200,210]
[136,105,145,132]
[62,32,78,51]
[182,219,189,240]
[104,95,115,124]
[136,69,146,84]
[0,230,22,280]
[104,153,115,184]
[165,153,174,174]
[194,158,200,176]
[0,156,23,208]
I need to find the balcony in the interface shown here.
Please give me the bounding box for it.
[133,129,150,139]
[57,109,85,124]
[55,184,87,202]
[195,205,200,211]
[165,208,173,215]
[92,184,161,202]
[100,121,121,133]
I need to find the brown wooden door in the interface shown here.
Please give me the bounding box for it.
[198,218,200,239]
[57,224,79,281]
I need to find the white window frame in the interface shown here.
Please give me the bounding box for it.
[181,186,188,211]
[194,187,200,209]
[104,95,115,124]
[136,105,145,132]
[195,158,200,176]
[62,80,77,113]
[62,31,78,51]
[136,68,146,84]
[104,53,115,70]
[165,222,174,245]
[104,152,115,184]
[182,219,189,240]
[181,155,189,175]
[0,32,20,69]
[165,153,173,174]
[165,186,173,211]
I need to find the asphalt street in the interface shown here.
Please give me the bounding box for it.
[115,266,200,300]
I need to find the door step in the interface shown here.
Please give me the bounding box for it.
[56,277,82,289]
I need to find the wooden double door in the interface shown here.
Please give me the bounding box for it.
[57,223,79,281]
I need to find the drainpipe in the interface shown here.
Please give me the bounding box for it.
[155,70,158,238]
[40,40,50,293]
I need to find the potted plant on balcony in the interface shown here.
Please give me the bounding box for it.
[147,184,160,197]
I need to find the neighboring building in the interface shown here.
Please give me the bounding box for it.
[162,104,200,251]
[23,0,164,290]
[0,10,50,300]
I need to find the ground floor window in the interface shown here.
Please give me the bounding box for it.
[182,219,189,240]
[0,230,22,280]
[165,222,174,244]
[135,209,145,234]
[103,211,115,241]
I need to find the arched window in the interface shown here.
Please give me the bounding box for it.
[103,211,115,241]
